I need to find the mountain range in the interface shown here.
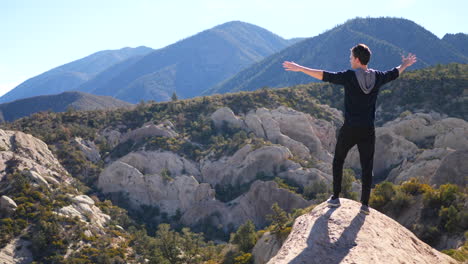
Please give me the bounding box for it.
[1,17,467,106]
[0,47,153,103]
[206,17,468,95]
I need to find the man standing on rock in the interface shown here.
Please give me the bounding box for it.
[283,44,417,214]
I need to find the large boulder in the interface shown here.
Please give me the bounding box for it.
[120,120,178,143]
[267,199,458,264]
[432,150,468,187]
[383,113,439,144]
[386,148,455,185]
[383,114,468,150]
[98,152,214,216]
[73,137,101,162]
[0,195,17,217]
[434,126,468,150]
[211,107,246,130]
[200,144,294,186]
[58,195,110,230]
[252,231,283,264]
[278,167,332,190]
[118,151,200,178]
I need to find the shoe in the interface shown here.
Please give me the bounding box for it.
[360,204,370,215]
[327,195,340,207]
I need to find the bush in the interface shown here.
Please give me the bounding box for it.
[304,180,329,200]
[400,178,432,195]
[390,189,412,210]
[369,181,396,209]
[230,220,257,253]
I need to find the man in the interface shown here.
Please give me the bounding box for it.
[283,44,417,214]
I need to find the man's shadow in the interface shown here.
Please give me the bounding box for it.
[288,206,367,264]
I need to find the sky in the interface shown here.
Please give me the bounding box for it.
[1,0,467,97]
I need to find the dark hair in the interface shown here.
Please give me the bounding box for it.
[351,44,371,65]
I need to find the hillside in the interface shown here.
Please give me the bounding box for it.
[77,21,292,103]
[207,17,468,95]
[0,66,466,262]
[0,46,153,104]
[0,91,132,122]
[443,33,468,57]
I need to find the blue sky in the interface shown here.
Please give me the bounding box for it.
[1,0,467,96]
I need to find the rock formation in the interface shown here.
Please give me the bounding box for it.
[180,180,311,231]
[98,151,213,216]
[200,144,295,186]
[267,199,459,264]
[0,237,33,264]
[120,120,178,143]
[0,129,69,182]
[58,195,111,231]
[0,195,17,217]
[73,137,101,162]
[252,231,283,264]
[210,106,339,161]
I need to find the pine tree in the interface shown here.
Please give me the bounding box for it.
[266,203,290,234]
[171,91,178,101]
[230,220,257,252]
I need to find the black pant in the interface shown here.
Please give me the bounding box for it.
[332,124,375,206]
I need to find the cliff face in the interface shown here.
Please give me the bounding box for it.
[267,199,459,264]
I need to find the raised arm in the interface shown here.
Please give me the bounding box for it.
[396,53,417,75]
[283,61,324,80]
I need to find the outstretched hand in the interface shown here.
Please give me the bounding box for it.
[401,53,417,68]
[283,61,303,72]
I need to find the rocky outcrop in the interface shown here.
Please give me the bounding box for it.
[432,150,468,186]
[345,127,419,177]
[22,169,51,189]
[120,120,178,143]
[252,231,283,264]
[0,129,68,182]
[387,148,455,185]
[58,195,110,230]
[0,195,17,217]
[0,237,33,264]
[267,199,458,264]
[117,151,200,178]
[211,107,246,130]
[73,137,101,162]
[210,106,338,161]
[434,118,468,150]
[99,127,123,149]
[278,167,332,190]
[181,181,311,231]
[98,151,213,216]
[200,144,294,186]
[383,114,468,150]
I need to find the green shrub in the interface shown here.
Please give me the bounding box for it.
[230,220,257,253]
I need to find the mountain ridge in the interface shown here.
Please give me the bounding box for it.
[206,17,468,95]
[0,46,153,104]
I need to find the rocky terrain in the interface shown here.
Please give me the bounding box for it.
[1,97,466,262]
[267,199,459,264]
[0,129,113,263]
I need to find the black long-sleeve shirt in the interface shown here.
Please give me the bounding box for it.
[322,68,399,127]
